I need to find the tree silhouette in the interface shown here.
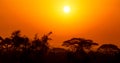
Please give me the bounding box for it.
[0,36,3,49]
[0,30,120,63]
[3,38,12,51]
[62,38,98,63]
[32,34,42,51]
[97,44,120,55]
[11,30,22,48]
[40,32,52,53]
[62,38,98,52]
[96,44,120,63]
[0,36,3,42]
[11,30,30,51]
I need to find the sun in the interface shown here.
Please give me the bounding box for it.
[63,6,70,13]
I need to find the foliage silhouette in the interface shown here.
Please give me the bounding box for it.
[96,44,120,63]
[0,30,119,63]
[97,44,120,55]
[62,38,98,63]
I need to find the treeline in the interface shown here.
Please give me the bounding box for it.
[0,30,120,63]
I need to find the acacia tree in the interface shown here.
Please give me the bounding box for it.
[97,44,120,55]
[96,44,120,63]
[62,38,98,53]
[62,38,98,63]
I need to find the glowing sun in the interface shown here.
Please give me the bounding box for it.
[63,6,70,13]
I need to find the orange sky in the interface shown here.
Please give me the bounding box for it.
[0,0,120,47]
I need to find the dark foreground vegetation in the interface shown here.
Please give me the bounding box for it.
[0,30,120,63]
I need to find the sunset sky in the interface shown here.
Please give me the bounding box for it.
[0,0,120,47]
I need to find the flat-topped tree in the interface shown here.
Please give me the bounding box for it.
[62,38,98,63]
[62,38,98,53]
[97,44,120,55]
